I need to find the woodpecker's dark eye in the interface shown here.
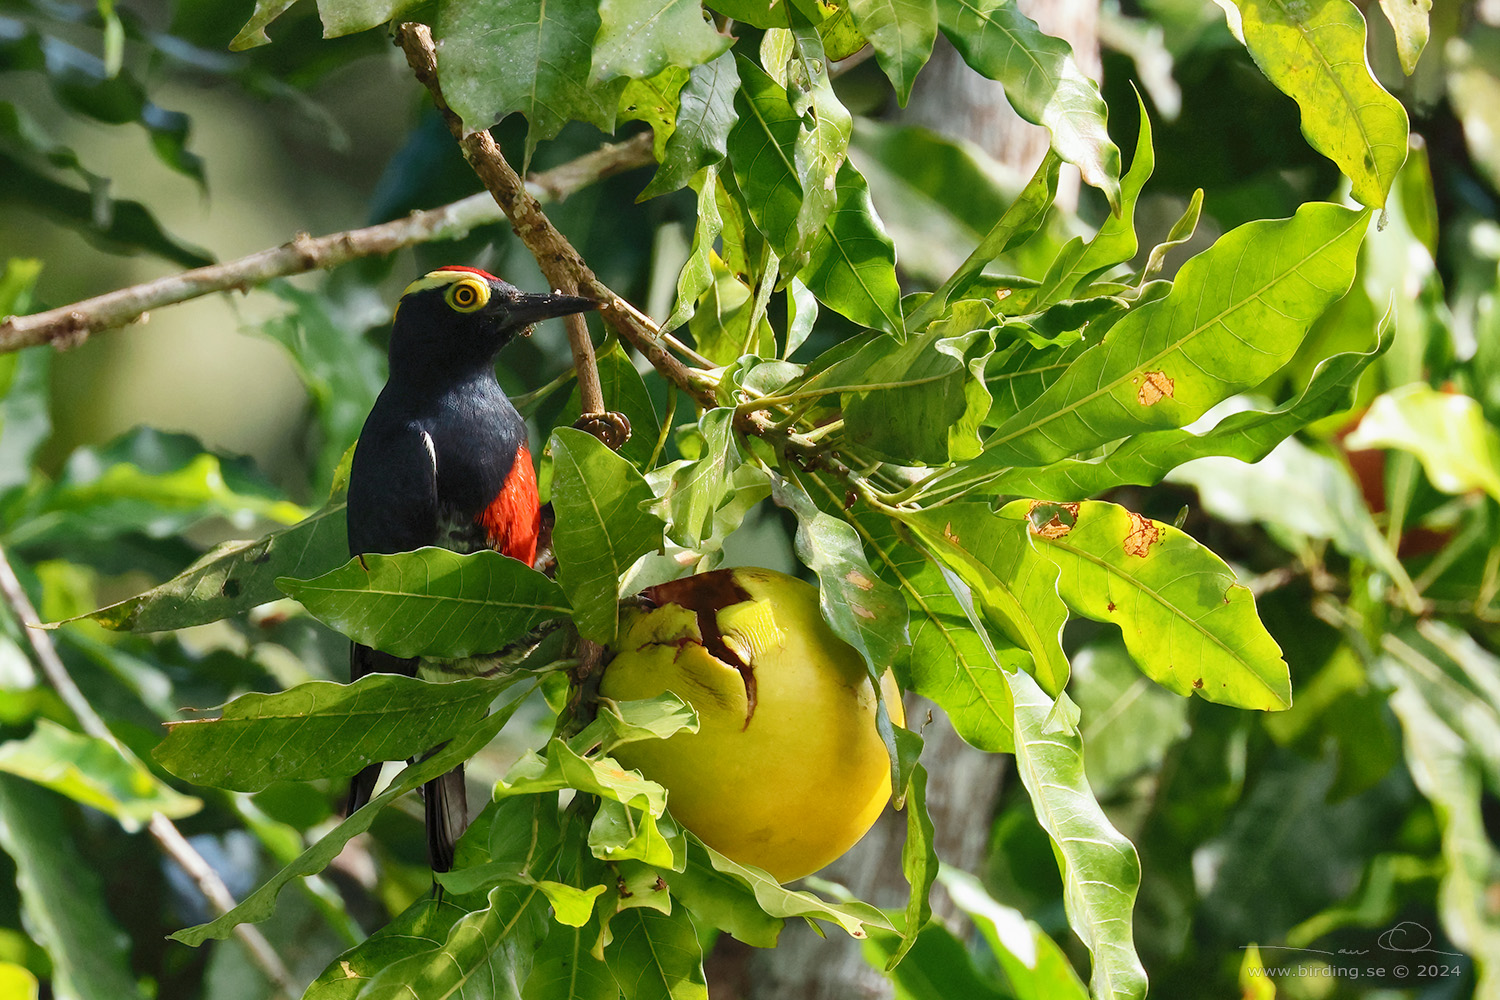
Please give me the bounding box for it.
[446,278,488,313]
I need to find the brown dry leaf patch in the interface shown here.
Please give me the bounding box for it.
[845,570,874,591]
[1124,512,1160,557]
[1028,500,1080,539]
[1136,370,1175,405]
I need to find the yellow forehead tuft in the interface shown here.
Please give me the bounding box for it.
[401,269,485,298]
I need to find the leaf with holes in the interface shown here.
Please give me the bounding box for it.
[980,202,1369,469]
[67,501,347,633]
[899,503,1069,696]
[1003,499,1290,710]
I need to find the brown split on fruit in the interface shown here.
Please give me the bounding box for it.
[640,570,758,726]
[599,567,902,883]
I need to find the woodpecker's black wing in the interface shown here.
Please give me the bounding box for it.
[344,416,467,871]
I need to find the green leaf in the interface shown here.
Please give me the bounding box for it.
[230,0,301,48]
[0,719,199,831]
[0,149,212,268]
[577,694,700,757]
[899,503,1070,696]
[1069,637,1192,796]
[316,0,422,39]
[1378,0,1431,74]
[1223,0,1408,208]
[278,547,570,659]
[851,510,1017,753]
[0,293,51,495]
[69,500,348,632]
[787,14,854,267]
[1036,92,1154,307]
[801,160,904,336]
[697,837,893,938]
[589,798,684,869]
[656,408,742,548]
[524,917,618,1000]
[667,841,783,948]
[727,56,805,259]
[550,428,665,644]
[27,427,306,548]
[434,0,622,162]
[940,868,1092,1000]
[986,320,1390,500]
[254,280,385,491]
[850,0,937,106]
[603,906,707,1000]
[770,471,909,680]
[640,52,740,200]
[980,202,1369,468]
[665,169,724,336]
[1382,629,1500,988]
[0,776,146,1000]
[1345,383,1500,503]
[358,878,549,997]
[303,895,484,999]
[593,0,733,84]
[1002,500,1291,710]
[687,254,774,364]
[888,763,937,969]
[1002,668,1147,1000]
[905,151,1060,332]
[172,689,534,945]
[152,673,512,793]
[935,0,1120,210]
[497,739,668,818]
[0,25,204,184]
[725,49,852,272]
[839,302,994,463]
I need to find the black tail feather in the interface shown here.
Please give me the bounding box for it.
[346,760,384,816]
[425,766,468,873]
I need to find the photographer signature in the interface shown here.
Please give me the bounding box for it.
[1246,921,1463,957]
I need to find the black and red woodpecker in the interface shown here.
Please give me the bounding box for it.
[345,265,595,871]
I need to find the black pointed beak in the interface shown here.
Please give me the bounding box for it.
[501,291,599,332]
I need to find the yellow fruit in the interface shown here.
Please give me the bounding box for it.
[599,567,902,883]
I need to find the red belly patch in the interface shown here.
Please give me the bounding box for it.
[477,445,540,567]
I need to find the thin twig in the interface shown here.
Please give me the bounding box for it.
[393,22,717,410]
[0,133,654,354]
[0,544,297,998]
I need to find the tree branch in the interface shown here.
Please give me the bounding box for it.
[392,22,717,410]
[0,133,655,354]
[0,544,297,998]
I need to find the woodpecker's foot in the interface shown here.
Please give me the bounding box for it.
[574,411,631,451]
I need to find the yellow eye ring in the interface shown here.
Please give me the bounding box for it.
[446,278,489,313]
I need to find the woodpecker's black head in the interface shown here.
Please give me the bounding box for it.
[387,266,596,383]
